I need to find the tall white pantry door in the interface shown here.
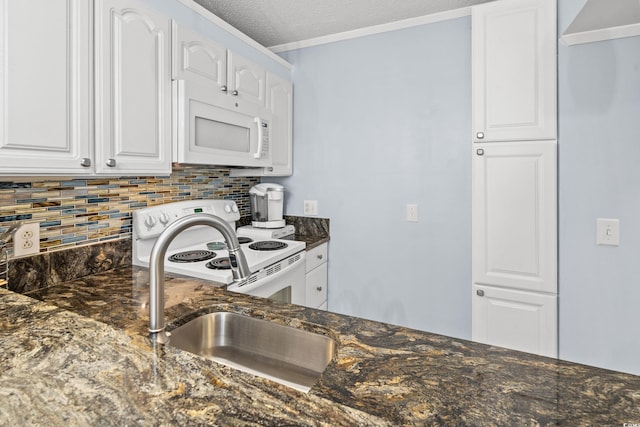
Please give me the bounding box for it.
[472,141,557,357]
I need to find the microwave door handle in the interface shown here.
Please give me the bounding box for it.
[253,117,264,159]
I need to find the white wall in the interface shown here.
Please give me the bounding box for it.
[274,18,472,340]
[558,0,640,375]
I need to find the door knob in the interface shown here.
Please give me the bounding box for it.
[231,90,239,96]
[80,158,92,167]
[476,132,485,139]
[221,85,228,92]
[316,286,323,292]
[476,289,485,297]
[106,158,116,167]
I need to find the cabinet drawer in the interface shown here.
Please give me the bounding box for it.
[305,263,327,309]
[306,243,328,273]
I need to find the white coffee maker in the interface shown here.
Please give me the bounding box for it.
[248,183,286,229]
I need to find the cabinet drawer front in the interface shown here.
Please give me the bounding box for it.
[306,263,328,309]
[306,243,328,272]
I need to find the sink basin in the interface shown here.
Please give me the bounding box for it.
[168,312,336,393]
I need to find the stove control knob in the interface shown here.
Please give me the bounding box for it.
[231,204,239,213]
[159,213,170,225]
[224,204,232,214]
[144,215,157,229]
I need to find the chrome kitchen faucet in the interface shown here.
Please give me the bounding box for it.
[147,213,251,344]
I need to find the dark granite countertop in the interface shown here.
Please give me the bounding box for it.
[290,233,329,251]
[2,265,640,426]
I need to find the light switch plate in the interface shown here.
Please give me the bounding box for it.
[596,218,619,246]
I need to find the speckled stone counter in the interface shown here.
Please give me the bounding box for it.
[2,266,640,426]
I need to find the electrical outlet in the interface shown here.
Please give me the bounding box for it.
[406,204,419,222]
[14,223,40,257]
[304,200,318,216]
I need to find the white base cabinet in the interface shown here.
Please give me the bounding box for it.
[305,243,328,310]
[472,284,557,358]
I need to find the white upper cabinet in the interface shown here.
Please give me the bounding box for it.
[472,0,557,142]
[0,0,171,176]
[264,72,293,176]
[0,0,92,175]
[172,22,293,175]
[172,21,267,109]
[94,0,172,175]
[228,51,266,108]
[472,141,557,294]
[172,21,227,92]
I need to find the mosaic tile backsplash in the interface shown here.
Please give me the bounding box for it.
[0,166,259,256]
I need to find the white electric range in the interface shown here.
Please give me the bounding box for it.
[132,200,306,304]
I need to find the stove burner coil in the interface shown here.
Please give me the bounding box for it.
[206,257,231,270]
[168,250,216,263]
[248,241,288,251]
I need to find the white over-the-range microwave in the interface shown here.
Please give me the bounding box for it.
[173,80,272,167]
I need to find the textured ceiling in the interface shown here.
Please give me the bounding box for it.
[193,0,494,48]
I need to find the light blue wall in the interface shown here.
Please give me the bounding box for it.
[143,0,291,80]
[558,0,640,375]
[274,18,472,340]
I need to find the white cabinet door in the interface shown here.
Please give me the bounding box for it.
[472,141,557,294]
[472,0,556,142]
[472,284,557,357]
[264,72,293,176]
[228,51,266,107]
[172,21,227,92]
[0,0,91,175]
[95,0,171,175]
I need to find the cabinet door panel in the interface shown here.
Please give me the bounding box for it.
[472,0,556,142]
[95,0,171,175]
[472,142,557,293]
[172,22,227,91]
[472,284,557,357]
[264,72,293,176]
[228,52,265,107]
[0,0,91,174]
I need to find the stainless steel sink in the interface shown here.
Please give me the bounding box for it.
[168,312,336,393]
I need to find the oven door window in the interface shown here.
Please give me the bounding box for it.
[195,116,250,153]
[268,286,291,304]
